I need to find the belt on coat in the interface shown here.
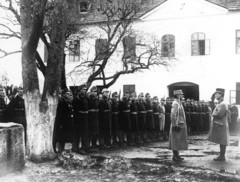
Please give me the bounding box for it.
[147,110,153,112]
[78,111,88,114]
[88,109,99,112]
[139,111,146,114]
[153,112,159,115]
[131,112,137,114]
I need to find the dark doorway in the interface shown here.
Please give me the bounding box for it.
[168,82,199,100]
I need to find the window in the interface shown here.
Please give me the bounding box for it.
[122,36,136,62]
[69,40,80,62]
[123,85,135,95]
[191,32,210,56]
[236,30,240,54]
[161,34,175,57]
[95,39,108,60]
[79,2,88,13]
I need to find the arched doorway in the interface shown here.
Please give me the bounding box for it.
[168,82,199,100]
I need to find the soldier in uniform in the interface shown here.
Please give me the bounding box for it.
[137,93,146,143]
[98,88,112,149]
[209,88,229,161]
[6,87,26,142]
[164,97,172,140]
[229,103,239,133]
[145,93,155,141]
[118,92,131,146]
[130,92,139,145]
[152,96,160,139]
[88,86,99,149]
[0,86,7,123]
[54,89,74,153]
[72,85,89,154]
[159,98,166,139]
[169,90,188,162]
[111,92,120,148]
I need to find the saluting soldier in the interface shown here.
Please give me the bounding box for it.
[98,88,112,149]
[209,88,229,161]
[145,93,155,141]
[54,89,74,153]
[88,86,99,149]
[130,92,138,145]
[0,86,7,123]
[72,85,89,154]
[118,92,131,146]
[111,92,120,148]
[137,93,146,143]
[152,96,160,140]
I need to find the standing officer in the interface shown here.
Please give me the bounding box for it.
[209,88,229,161]
[72,84,89,154]
[6,87,26,142]
[111,92,120,148]
[88,86,99,149]
[137,93,146,143]
[169,90,188,162]
[54,89,74,153]
[98,88,112,149]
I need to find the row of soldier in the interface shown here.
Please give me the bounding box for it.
[53,85,214,154]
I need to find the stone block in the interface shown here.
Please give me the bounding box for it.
[0,123,25,175]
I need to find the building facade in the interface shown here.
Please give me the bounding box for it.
[65,0,240,103]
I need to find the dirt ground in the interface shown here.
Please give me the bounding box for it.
[1,134,240,182]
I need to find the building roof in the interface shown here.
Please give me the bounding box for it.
[78,0,240,25]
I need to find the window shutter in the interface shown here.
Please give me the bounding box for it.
[123,36,136,62]
[191,40,198,55]
[205,39,210,55]
[95,39,108,60]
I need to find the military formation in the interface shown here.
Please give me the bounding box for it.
[53,85,215,154]
[0,84,237,156]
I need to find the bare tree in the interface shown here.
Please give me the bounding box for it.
[68,0,172,89]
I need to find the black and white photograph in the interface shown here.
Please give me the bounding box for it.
[0,0,240,181]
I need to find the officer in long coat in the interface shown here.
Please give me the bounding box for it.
[72,85,89,154]
[130,92,138,145]
[88,86,99,149]
[145,93,155,141]
[169,90,188,162]
[137,93,147,143]
[54,89,74,153]
[164,97,172,140]
[159,98,166,139]
[209,88,229,161]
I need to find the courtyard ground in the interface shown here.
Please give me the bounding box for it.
[0,134,240,182]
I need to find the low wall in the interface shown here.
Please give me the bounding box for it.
[0,123,25,175]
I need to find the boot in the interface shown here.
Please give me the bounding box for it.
[176,151,184,161]
[214,145,226,161]
[172,150,182,162]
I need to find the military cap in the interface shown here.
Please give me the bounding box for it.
[102,88,109,93]
[153,96,158,100]
[173,90,183,95]
[90,86,97,92]
[112,92,118,97]
[160,98,165,101]
[145,93,150,97]
[215,88,225,96]
[138,92,144,97]
[79,84,87,91]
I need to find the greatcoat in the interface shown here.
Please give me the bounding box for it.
[169,99,188,150]
[208,101,230,146]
